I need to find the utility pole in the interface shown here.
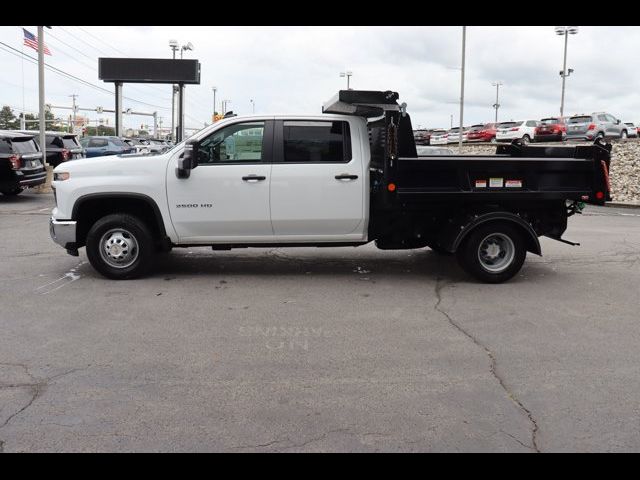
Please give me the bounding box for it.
[69,94,78,133]
[492,82,502,123]
[250,99,255,114]
[38,26,47,167]
[459,26,466,149]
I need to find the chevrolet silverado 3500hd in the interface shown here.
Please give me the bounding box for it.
[50,90,612,283]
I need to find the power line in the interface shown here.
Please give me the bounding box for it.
[0,42,171,112]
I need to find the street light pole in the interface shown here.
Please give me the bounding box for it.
[561,32,568,117]
[169,40,178,142]
[250,99,255,114]
[458,26,466,149]
[492,81,502,123]
[339,71,353,90]
[212,86,217,119]
[555,26,579,118]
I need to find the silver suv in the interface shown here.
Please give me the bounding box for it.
[565,112,628,141]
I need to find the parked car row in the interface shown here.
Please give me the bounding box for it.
[80,136,173,158]
[415,111,638,145]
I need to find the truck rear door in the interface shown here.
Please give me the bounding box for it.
[269,118,367,239]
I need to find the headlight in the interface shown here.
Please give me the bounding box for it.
[54,172,70,181]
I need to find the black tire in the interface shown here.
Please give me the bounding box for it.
[456,222,527,283]
[86,213,155,280]
[621,130,628,139]
[522,134,531,144]
[1,187,23,196]
[596,132,605,140]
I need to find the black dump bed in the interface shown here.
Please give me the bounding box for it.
[323,90,612,207]
[397,143,612,206]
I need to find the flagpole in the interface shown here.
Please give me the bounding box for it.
[20,28,25,130]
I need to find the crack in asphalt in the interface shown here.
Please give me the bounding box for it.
[0,363,85,453]
[230,427,389,452]
[433,279,541,453]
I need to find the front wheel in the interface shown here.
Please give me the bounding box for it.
[456,223,527,283]
[86,213,155,279]
[522,134,531,144]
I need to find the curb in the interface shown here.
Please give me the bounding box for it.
[605,202,640,209]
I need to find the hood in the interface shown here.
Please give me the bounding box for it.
[53,151,170,176]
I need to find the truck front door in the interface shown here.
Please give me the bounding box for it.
[166,120,274,242]
[269,119,366,240]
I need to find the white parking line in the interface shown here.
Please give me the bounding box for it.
[35,261,87,295]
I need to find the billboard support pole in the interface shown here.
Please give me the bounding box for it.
[177,83,185,142]
[115,82,123,137]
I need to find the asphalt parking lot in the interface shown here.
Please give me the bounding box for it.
[1,191,640,452]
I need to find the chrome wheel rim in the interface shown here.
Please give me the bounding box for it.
[99,228,139,269]
[478,233,515,273]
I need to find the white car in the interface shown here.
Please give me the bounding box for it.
[495,120,539,144]
[447,127,464,144]
[429,130,449,145]
[624,122,638,138]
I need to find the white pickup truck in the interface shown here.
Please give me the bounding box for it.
[50,90,612,283]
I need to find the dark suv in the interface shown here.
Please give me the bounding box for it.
[0,131,46,196]
[16,131,85,167]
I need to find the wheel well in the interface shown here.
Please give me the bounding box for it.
[73,195,167,248]
[457,219,541,256]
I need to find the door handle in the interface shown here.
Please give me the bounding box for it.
[242,175,266,182]
[335,174,358,180]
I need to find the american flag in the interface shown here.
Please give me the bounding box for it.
[23,28,51,55]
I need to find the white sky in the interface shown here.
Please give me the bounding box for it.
[1,26,639,131]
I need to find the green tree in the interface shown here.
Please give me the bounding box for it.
[85,125,115,136]
[0,106,19,129]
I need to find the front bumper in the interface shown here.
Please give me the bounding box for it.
[49,217,77,250]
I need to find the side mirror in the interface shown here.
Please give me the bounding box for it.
[176,139,199,179]
[616,119,621,125]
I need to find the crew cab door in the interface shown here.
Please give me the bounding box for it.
[166,120,274,242]
[269,118,367,240]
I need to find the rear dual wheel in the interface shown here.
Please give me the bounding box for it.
[456,223,527,283]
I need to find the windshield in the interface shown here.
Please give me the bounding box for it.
[568,116,592,123]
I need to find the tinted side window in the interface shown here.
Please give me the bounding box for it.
[597,115,608,122]
[526,121,537,127]
[198,122,265,164]
[282,121,351,163]
[88,139,108,148]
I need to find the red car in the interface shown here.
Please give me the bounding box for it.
[534,117,567,142]
[466,123,497,143]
